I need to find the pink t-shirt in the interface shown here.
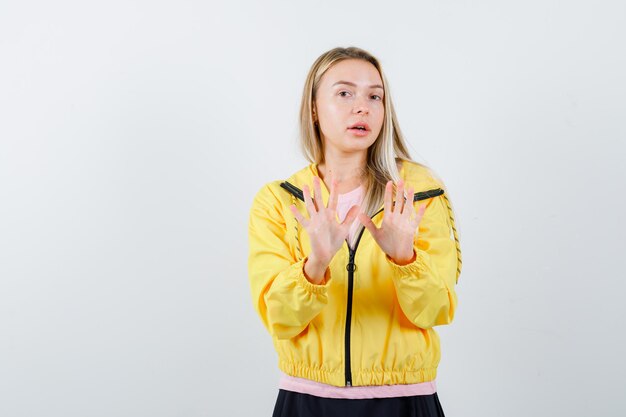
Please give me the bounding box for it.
[279,184,437,399]
[335,183,365,249]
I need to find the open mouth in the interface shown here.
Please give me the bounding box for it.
[348,121,370,131]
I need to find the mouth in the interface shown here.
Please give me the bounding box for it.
[347,122,370,132]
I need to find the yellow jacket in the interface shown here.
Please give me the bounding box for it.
[247,160,462,387]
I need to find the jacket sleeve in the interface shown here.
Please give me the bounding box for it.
[247,183,332,340]
[386,193,460,329]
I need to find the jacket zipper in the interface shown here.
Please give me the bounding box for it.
[342,189,444,386]
[343,207,383,386]
[344,246,355,386]
[279,180,444,387]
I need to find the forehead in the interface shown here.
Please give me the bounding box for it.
[319,59,383,89]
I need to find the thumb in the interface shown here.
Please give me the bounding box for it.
[341,204,361,226]
[358,212,379,239]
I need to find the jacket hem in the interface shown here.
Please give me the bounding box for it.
[279,361,438,387]
[353,367,438,386]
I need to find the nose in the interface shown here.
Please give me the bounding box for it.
[353,96,369,115]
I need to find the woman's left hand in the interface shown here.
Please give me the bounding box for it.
[358,180,427,265]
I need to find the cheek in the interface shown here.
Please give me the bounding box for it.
[325,101,344,115]
[320,105,345,128]
[375,107,385,125]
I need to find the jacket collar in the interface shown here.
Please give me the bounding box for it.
[280,162,444,207]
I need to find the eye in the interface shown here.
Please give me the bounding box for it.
[371,94,382,100]
[339,91,351,97]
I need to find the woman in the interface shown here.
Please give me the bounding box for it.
[248,46,462,417]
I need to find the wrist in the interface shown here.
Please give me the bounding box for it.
[389,249,417,266]
[304,255,330,284]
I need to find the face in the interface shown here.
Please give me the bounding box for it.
[313,59,385,155]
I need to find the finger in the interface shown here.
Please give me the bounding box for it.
[409,203,425,228]
[384,180,393,213]
[302,184,317,214]
[416,203,427,222]
[341,204,361,227]
[394,179,405,213]
[290,204,308,227]
[313,176,324,210]
[327,173,338,211]
[404,186,415,220]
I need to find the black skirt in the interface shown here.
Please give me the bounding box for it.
[272,389,446,417]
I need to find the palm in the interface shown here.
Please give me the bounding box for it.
[358,179,427,264]
[290,175,360,266]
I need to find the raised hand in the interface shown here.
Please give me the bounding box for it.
[358,179,427,265]
[289,175,361,283]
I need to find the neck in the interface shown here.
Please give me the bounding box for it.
[317,151,368,193]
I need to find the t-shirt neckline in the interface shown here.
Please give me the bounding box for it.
[338,184,365,199]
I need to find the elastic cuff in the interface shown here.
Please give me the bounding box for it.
[297,258,331,294]
[386,249,428,274]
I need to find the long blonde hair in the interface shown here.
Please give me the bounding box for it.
[298,47,414,228]
[297,46,462,278]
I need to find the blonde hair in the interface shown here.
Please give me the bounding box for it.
[297,47,462,278]
[298,48,409,236]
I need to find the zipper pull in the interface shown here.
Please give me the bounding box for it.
[347,250,356,272]
[346,381,352,387]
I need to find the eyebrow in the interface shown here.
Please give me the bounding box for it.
[332,80,384,90]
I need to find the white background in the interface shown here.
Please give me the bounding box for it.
[1,1,625,416]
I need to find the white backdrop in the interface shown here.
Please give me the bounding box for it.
[1,1,624,416]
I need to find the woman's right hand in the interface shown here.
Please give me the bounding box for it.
[289,175,360,284]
